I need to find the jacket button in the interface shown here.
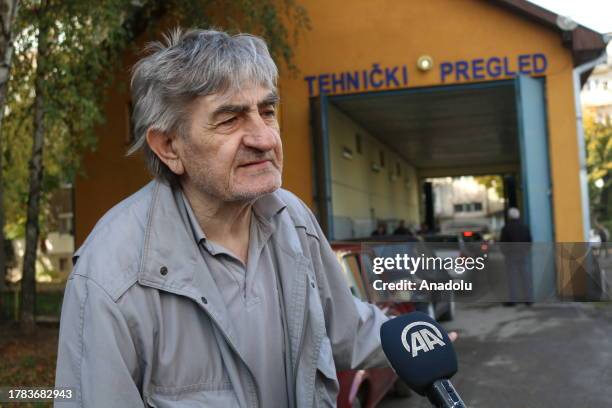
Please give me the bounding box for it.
[201,296,208,304]
[160,266,168,276]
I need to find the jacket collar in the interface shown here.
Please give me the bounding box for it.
[136,180,288,342]
[177,187,288,245]
[137,180,202,296]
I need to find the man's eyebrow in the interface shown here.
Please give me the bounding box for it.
[258,92,280,107]
[210,104,249,122]
[210,91,280,122]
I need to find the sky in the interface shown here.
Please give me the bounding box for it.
[529,0,612,34]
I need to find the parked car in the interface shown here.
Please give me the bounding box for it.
[345,236,455,322]
[332,242,412,408]
[420,232,490,272]
[459,230,492,257]
[331,238,456,407]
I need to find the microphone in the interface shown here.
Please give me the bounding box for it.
[380,312,466,407]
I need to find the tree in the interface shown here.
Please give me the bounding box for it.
[6,0,309,331]
[0,0,19,321]
[474,175,504,199]
[583,113,612,224]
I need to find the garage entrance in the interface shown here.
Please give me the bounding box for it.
[310,77,554,243]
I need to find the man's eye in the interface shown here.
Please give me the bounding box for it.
[262,109,276,118]
[219,116,237,126]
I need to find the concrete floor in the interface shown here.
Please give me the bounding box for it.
[379,301,612,407]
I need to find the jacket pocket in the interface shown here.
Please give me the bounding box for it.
[146,382,241,408]
[315,336,339,408]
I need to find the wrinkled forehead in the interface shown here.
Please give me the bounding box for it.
[201,83,278,111]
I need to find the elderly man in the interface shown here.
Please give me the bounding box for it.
[54,28,391,407]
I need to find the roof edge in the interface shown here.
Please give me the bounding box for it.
[489,0,607,69]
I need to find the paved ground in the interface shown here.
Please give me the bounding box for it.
[379,301,612,407]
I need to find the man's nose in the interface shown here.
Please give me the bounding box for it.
[242,114,277,151]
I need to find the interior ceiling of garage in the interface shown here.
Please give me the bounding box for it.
[331,82,520,171]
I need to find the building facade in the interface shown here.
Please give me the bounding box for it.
[74,0,607,245]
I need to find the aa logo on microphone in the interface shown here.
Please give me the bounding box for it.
[401,321,446,357]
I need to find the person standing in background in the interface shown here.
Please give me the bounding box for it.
[393,219,410,235]
[371,221,387,236]
[595,221,609,258]
[500,207,533,306]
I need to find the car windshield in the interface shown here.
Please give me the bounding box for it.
[341,254,367,301]
[423,235,459,243]
[462,232,484,242]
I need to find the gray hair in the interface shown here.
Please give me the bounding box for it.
[508,207,520,220]
[128,28,278,185]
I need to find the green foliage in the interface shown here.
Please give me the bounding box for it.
[474,175,504,198]
[4,0,137,237]
[584,113,612,222]
[164,0,311,73]
[1,0,309,237]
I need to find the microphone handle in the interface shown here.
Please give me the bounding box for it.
[427,379,467,408]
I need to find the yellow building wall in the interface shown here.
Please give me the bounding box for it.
[328,104,419,237]
[278,0,584,241]
[75,49,151,245]
[75,0,586,244]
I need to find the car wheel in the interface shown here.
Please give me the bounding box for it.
[426,302,436,320]
[351,386,368,408]
[415,302,436,320]
[438,290,456,322]
[393,379,413,398]
[438,299,455,322]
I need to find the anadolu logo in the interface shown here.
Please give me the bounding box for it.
[401,321,446,357]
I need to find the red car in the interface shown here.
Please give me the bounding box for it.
[332,242,414,408]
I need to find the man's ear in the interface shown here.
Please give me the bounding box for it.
[146,128,185,175]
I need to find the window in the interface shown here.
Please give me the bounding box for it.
[59,257,68,272]
[341,255,366,300]
[59,213,74,235]
[454,203,483,212]
[342,146,353,159]
[588,80,596,90]
[355,133,362,154]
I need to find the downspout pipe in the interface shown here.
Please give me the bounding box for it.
[573,34,610,241]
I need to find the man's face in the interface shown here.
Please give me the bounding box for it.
[176,84,283,202]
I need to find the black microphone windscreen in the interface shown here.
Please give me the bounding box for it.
[380,311,458,395]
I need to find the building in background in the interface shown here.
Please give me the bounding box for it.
[69,0,608,298]
[581,42,612,124]
[74,0,607,248]
[433,177,506,236]
[7,185,74,283]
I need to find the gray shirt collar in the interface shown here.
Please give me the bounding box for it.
[176,188,288,247]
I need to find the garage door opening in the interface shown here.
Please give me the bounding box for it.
[310,77,554,243]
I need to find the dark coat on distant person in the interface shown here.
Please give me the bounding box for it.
[500,219,532,242]
[393,226,410,235]
[500,219,532,257]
